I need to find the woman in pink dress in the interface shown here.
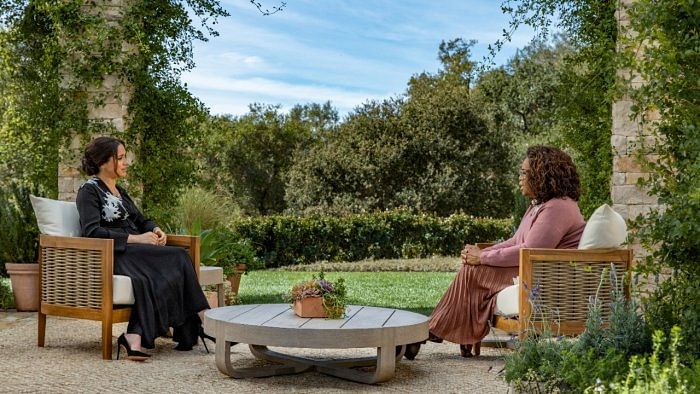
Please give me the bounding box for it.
[409,146,586,359]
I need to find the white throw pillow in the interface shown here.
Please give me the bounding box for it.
[29,195,82,237]
[495,283,519,317]
[578,204,627,249]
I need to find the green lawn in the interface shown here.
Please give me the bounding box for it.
[237,271,456,316]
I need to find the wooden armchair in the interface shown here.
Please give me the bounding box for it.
[37,234,200,360]
[485,245,632,340]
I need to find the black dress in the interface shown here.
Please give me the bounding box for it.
[76,177,209,349]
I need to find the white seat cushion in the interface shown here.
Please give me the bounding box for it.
[578,204,627,249]
[495,283,519,317]
[113,275,135,305]
[199,265,224,286]
[29,195,81,237]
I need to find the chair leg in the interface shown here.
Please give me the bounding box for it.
[102,313,113,360]
[217,283,225,307]
[38,311,46,347]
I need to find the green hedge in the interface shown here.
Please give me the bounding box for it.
[227,211,512,268]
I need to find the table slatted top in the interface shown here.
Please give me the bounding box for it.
[204,304,429,348]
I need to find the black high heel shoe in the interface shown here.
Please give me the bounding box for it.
[117,333,150,361]
[199,326,216,354]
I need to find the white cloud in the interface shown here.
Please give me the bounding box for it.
[182,73,392,116]
[242,56,263,64]
[220,52,263,64]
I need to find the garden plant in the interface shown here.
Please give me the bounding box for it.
[0,0,695,390]
[286,271,347,319]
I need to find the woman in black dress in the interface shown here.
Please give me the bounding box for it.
[76,136,210,360]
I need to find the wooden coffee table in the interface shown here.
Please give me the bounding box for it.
[203,303,429,384]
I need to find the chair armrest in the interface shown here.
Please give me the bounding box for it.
[166,234,200,276]
[39,235,115,309]
[520,248,632,263]
[40,234,114,251]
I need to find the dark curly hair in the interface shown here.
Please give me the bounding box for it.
[81,136,125,176]
[525,146,580,203]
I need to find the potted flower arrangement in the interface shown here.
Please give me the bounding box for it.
[0,183,40,311]
[287,271,347,319]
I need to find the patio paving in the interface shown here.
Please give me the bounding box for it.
[0,311,511,393]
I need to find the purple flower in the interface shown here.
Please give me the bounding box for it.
[528,283,541,300]
[318,279,334,292]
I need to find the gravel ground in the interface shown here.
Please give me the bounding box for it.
[0,312,511,393]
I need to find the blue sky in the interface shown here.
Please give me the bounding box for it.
[181,0,537,118]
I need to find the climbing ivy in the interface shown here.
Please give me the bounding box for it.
[0,2,90,194]
[490,0,617,217]
[0,0,227,224]
[622,0,700,360]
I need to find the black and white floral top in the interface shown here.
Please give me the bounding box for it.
[76,177,158,252]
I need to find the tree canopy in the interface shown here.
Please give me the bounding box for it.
[198,102,337,215]
[286,40,514,217]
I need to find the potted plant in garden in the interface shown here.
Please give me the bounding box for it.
[0,184,40,311]
[200,227,261,301]
[287,272,347,319]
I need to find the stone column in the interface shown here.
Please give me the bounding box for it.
[613,0,663,294]
[611,0,658,226]
[57,1,131,201]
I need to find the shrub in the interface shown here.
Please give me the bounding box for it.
[610,327,699,394]
[623,0,700,364]
[504,336,570,390]
[0,183,40,271]
[643,272,700,362]
[227,211,511,268]
[198,104,334,215]
[0,278,14,310]
[174,187,238,234]
[199,227,262,278]
[576,268,650,357]
[286,40,514,218]
[504,266,650,392]
[560,347,628,393]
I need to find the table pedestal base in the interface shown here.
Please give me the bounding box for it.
[215,341,406,384]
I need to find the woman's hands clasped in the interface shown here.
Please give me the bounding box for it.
[128,227,167,246]
[461,244,482,266]
[153,227,167,246]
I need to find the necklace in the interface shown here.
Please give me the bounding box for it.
[94,176,121,198]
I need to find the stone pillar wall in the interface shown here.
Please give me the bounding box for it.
[57,1,131,201]
[611,0,658,228]
[613,1,665,296]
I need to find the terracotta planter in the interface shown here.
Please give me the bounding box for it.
[5,263,39,311]
[226,263,247,297]
[293,297,327,318]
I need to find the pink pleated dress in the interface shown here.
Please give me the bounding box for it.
[428,197,586,345]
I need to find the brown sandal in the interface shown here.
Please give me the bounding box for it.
[459,342,481,358]
[428,331,443,343]
[403,342,422,360]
